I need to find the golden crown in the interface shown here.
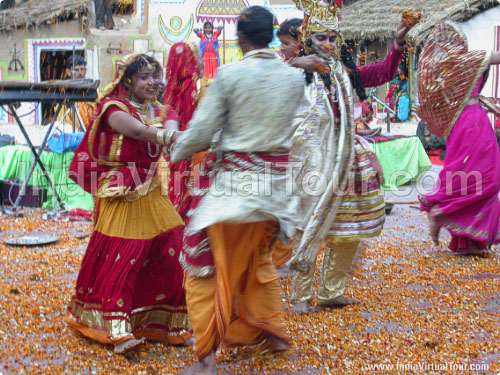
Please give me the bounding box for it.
[293,0,340,34]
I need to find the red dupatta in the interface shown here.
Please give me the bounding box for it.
[163,43,201,216]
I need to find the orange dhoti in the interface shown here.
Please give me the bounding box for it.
[185,221,289,360]
[271,240,293,269]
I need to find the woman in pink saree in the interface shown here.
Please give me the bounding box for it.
[418,21,500,256]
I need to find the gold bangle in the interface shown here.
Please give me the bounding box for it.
[156,129,166,146]
[163,130,176,148]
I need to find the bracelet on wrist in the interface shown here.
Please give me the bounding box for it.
[156,129,166,146]
[163,130,176,150]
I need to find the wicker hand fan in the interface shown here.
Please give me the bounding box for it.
[417,21,490,138]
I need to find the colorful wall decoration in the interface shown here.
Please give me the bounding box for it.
[0,0,303,127]
[196,0,249,22]
[148,0,302,67]
[194,0,248,76]
[159,15,194,45]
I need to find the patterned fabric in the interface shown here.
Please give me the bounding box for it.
[69,53,172,199]
[419,24,500,253]
[288,42,403,272]
[420,97,500,252]
[164,43,200,131]
[292,0,342,40]
[163,43,201,217]
[171,49,306,240]
[292,0,344,55]
[65,185,190,345]
[328,139,385,241]
[371,135,406,143]
[287,68,355,273]
[479,95,500,117]
[180,151,289,278]
[66,54,191,346]
[417,21,490,139]
[69,98,168,199]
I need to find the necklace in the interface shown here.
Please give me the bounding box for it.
[147,141,161,158]
[327,60,340,103]
[129,99,145,112]
[129,99,160,158]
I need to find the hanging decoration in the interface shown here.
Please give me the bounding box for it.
[159,15,194,46]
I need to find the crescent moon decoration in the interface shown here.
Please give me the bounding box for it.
[159,15,194,46]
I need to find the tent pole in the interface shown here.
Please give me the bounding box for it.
[223,21,226,65]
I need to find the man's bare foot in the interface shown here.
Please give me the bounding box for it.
[182,337,196,347]
[113,337,146,354]
[290,301,310,315]
[429,220,440,245]
[265,334,290,352]
[317,295,360,308]
[178,351,217,374]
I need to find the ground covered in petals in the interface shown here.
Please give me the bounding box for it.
[1,205,499,374]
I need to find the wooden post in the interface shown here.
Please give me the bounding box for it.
[223,21,226,64]
[386,110,391,134]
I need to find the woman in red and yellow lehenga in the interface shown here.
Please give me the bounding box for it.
[65,53,192,354]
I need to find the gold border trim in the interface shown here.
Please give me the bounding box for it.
[67,298,191,341]
[441,22,491,139]
[88,101,132,166]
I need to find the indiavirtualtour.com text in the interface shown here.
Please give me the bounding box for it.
[22,160,489,199]
[362,361,491,372]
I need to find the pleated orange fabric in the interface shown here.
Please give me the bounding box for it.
[271,240,293,269]
[184,221,289,360]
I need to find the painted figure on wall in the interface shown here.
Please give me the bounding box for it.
[94,0,115,30]
[193,22,222,79]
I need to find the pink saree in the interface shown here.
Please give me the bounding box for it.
[420,75,500,252]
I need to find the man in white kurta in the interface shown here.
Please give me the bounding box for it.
[170,6,306,374]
